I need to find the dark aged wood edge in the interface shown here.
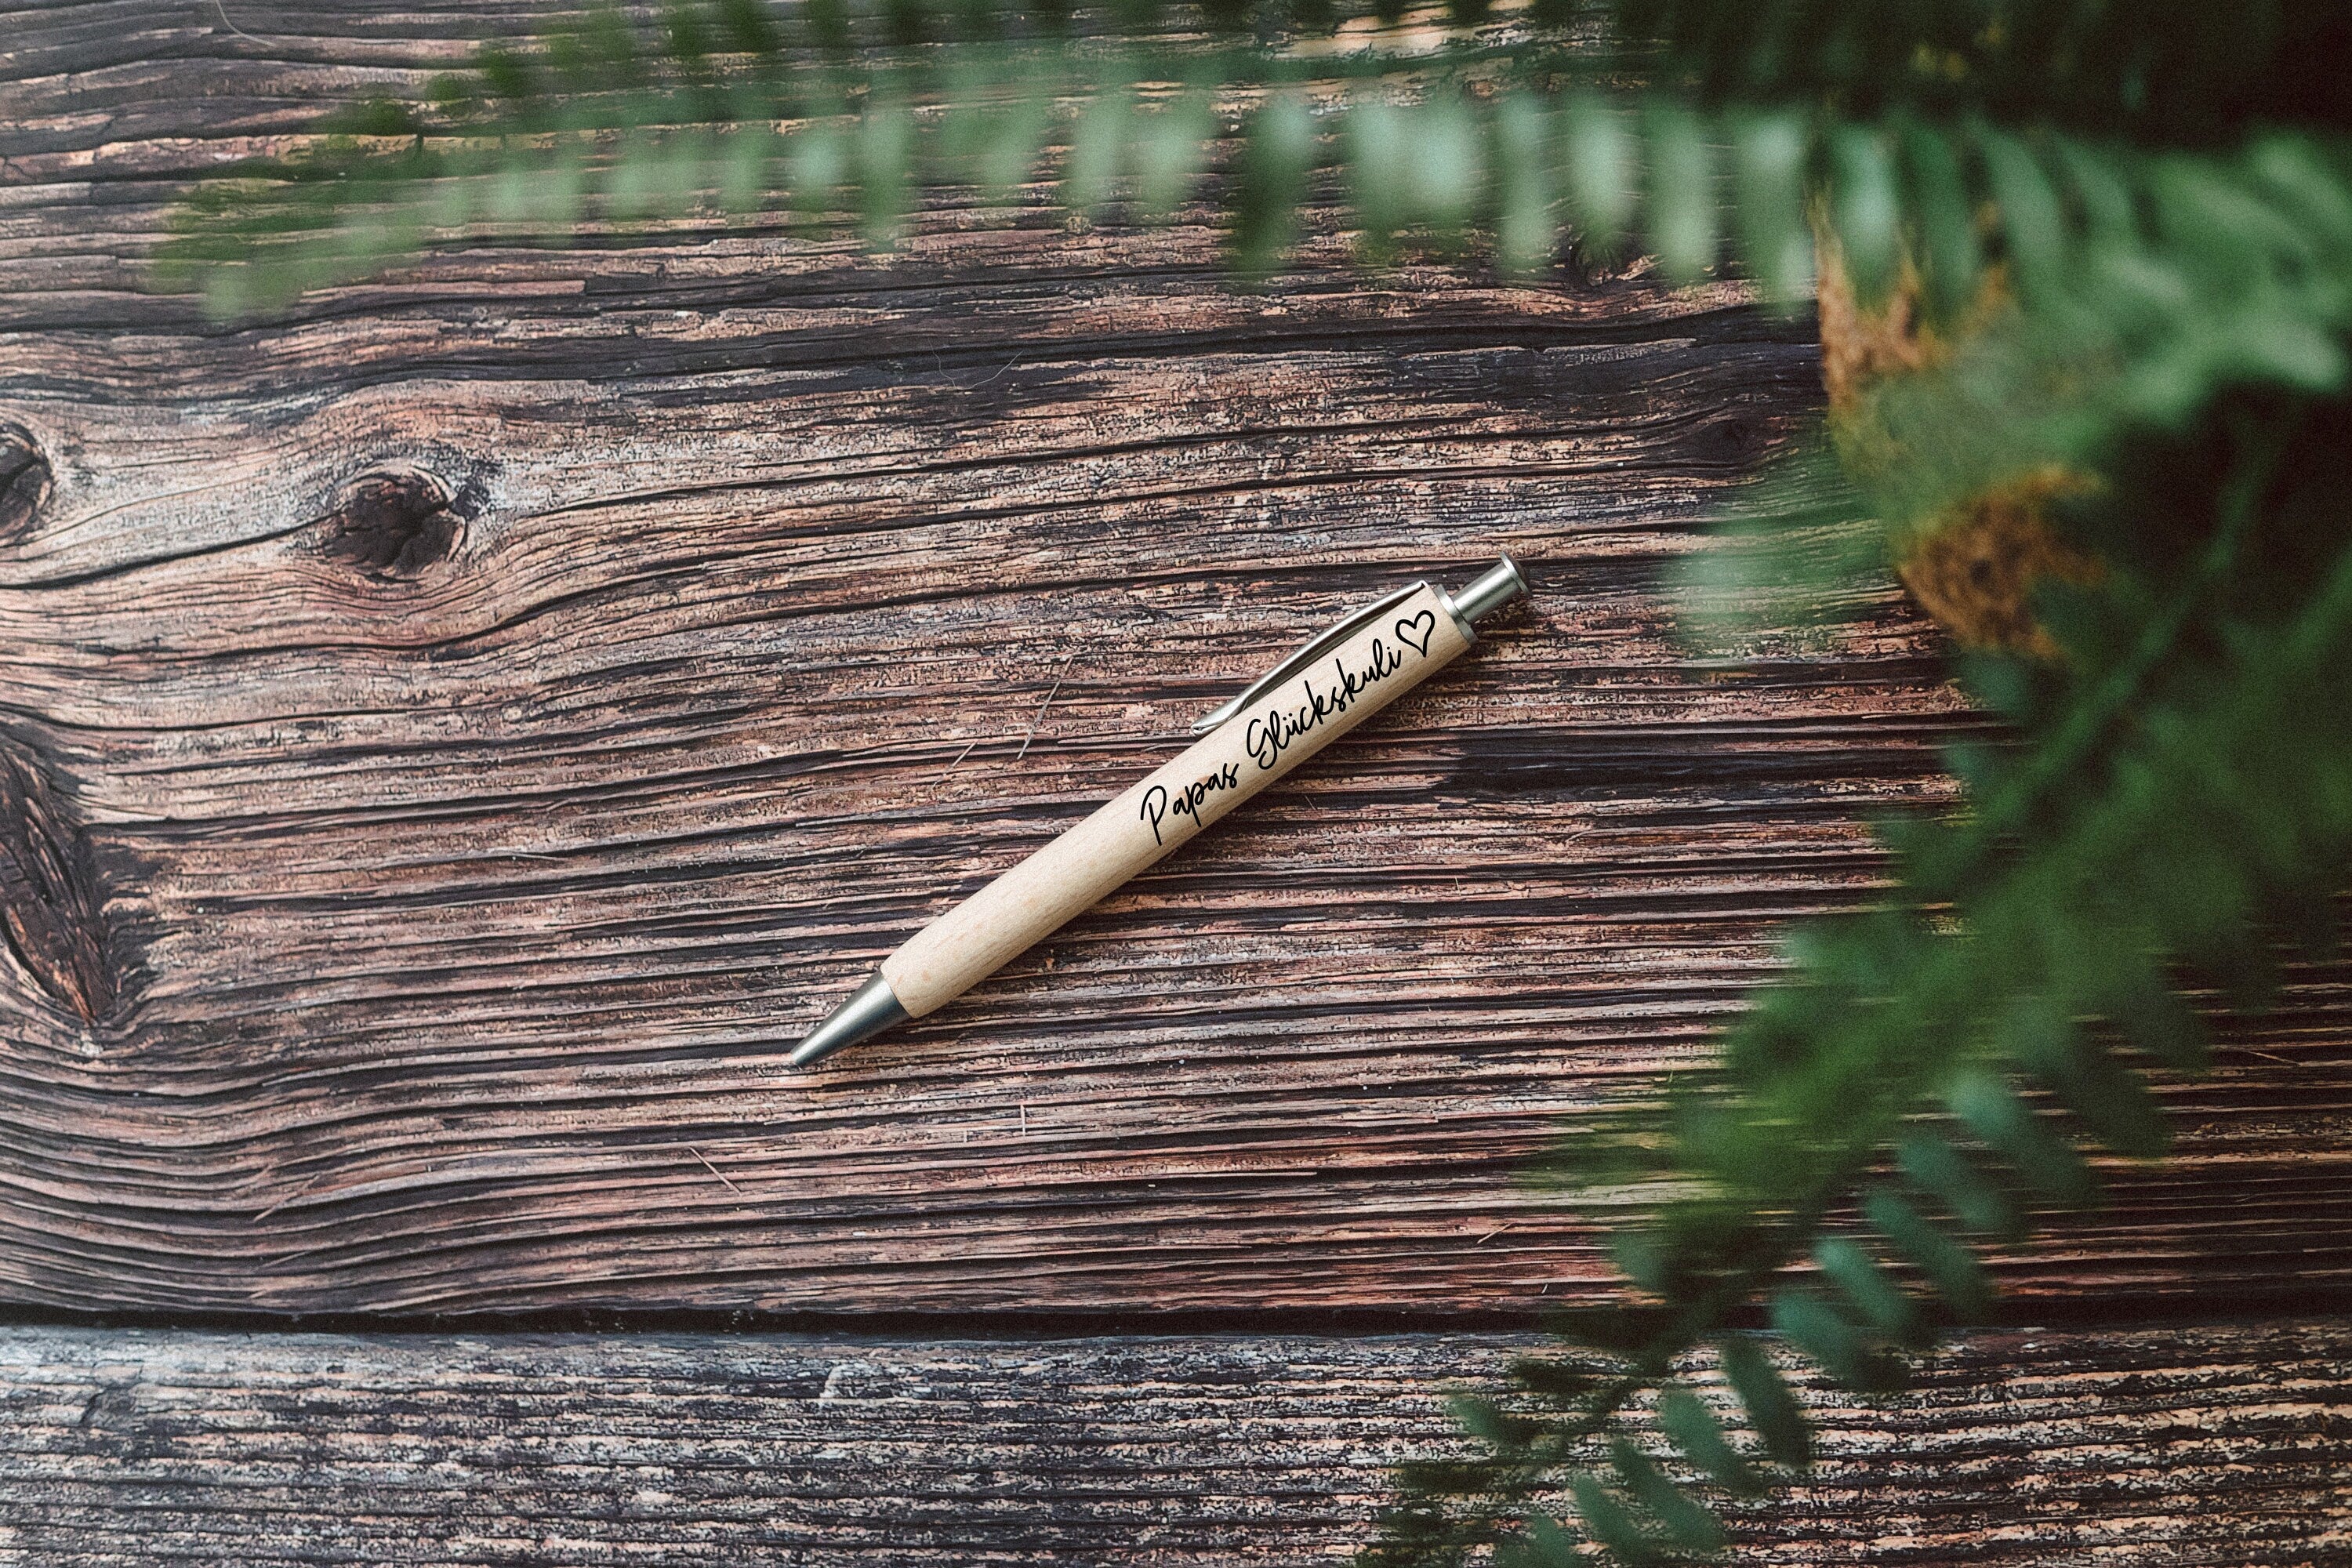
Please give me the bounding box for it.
[0,1318,2347,1566]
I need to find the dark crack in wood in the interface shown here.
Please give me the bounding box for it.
[0,737,114,1023]
[0,426,50,545]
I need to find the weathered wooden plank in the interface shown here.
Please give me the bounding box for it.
[0,4,2347,1319]
[0,1319,2345,1565]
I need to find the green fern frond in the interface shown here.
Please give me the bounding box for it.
[1378,322,2352,1566]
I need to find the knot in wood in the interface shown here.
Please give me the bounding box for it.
[0,423,53,544]
[321,468,465,581]
[0,739,115,1022]
[1701,412,1772,467]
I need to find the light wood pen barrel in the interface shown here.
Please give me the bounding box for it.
[790,557,1526,1066]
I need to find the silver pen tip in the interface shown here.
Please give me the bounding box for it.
[788,971,911,1069]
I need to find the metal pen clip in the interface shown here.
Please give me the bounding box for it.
[1189,555,1528,735]
[1191,582,1429,735]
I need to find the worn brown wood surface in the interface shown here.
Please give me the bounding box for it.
[0,2,2347,1319]
[0,1319,2345,1566]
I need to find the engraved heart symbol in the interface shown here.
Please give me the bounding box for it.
[1394,608,1436,658]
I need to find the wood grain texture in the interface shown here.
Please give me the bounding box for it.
[0,1319,2347,1566]
[0,2,2347,1318]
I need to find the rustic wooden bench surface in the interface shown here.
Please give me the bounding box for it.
[2,2,2348,1560]
[5,1321,2348,1566]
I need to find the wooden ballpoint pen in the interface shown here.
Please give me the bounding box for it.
[788,554,1530,1068]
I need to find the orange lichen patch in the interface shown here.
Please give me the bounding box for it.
[1815,232,2099,655]
[1816,233,1947,418]
[1896,466,2103,656]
